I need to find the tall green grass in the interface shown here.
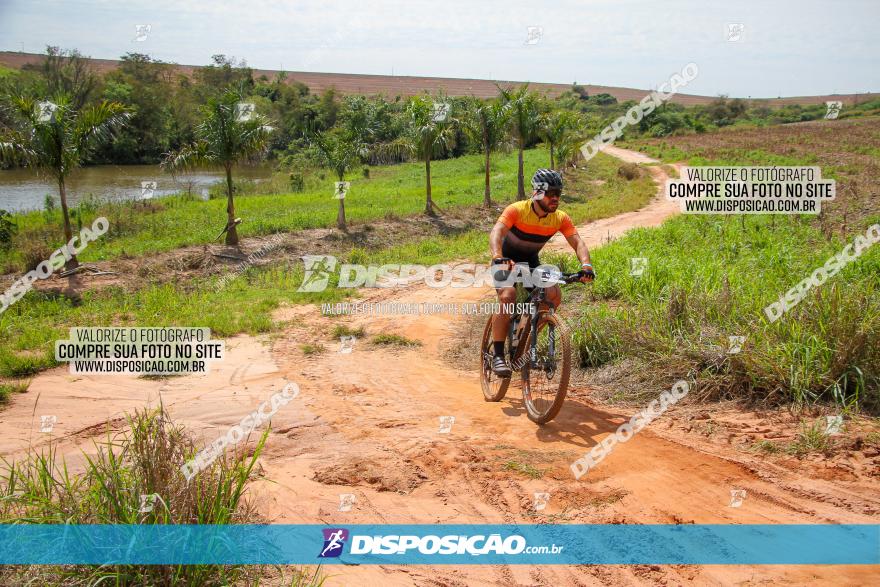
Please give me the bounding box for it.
[0,262,343,377]
[562,214,880,411]
[0,379,29,403]
[0,408,325,585]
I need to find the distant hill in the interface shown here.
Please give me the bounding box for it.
[1,51,876,107]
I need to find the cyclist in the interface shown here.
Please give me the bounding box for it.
[488,168,594,377]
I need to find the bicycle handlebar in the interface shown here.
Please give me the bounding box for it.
[561,273,587,284]
[498,262,593,285]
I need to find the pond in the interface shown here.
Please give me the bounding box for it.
[0,164,273,213]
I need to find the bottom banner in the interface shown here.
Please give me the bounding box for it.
[0,524,877,565]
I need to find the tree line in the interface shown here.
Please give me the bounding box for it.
[0,46,850,255]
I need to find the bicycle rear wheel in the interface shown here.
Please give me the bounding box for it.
[479,315,510,401]
[521,312,571,424]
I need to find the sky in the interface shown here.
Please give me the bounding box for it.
[0,0,877,98]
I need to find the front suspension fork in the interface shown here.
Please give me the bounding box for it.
[530,310,556,369]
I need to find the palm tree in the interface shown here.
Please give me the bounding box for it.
[162,89,272,246]
[404,95,457,215]
[540,110,579,169]
[0,94,130,270]
[554,132,586,171]
[312,128,363,230]
[499,85,544,198]
[462,97,510,207]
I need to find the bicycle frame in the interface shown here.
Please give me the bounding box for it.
[507,283,555,371]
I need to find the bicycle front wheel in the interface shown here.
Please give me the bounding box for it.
[521,312,571,424]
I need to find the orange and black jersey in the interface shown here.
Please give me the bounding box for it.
[498,199,577,259]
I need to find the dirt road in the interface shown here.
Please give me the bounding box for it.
[3,147,878,586]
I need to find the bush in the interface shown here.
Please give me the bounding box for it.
[0,210,16,249]
[591,93,617,105]
[617,163,641,180]
[19,239,54,272]
[647,111,690,137]
[289,172,305,192]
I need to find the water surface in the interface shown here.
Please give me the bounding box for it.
[0,165,272,213]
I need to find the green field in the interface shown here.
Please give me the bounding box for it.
[1,148,552,271]
[0,150,656,379]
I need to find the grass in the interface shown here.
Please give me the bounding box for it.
[751,439,782,454]
[752,419,837,456]
[0,147,552,270]
[0,408,325,586]
[0,378,30,402]
[0,263,346,378]
[502,460,543,479]
[300,343,325,355]
[0,151,655,380]
[786,419,833,455]
[573,120,880,412]
[330,325,367,339]
[565,213,880,411]
[589,490,627,507]
[371,333,422,347]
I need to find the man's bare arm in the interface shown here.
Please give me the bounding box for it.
[565,232,592,267]
[489,221,510,259]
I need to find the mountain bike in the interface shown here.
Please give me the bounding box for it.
[479,264,584,424]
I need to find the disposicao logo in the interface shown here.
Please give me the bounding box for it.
[298,255,337,292]
[318,528,349,558]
